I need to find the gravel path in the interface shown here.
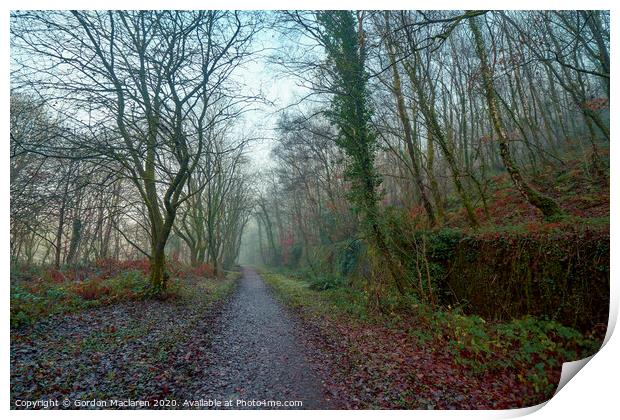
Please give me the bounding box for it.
[196,267,330,409]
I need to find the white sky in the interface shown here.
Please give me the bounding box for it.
[234,25,304,172]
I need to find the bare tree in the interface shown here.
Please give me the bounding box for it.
[12,11,261,293]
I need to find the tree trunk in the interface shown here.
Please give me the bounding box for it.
[66,218,82,265]
[149,243,167,294]
[404,58,479,228]
[470,16,564,220]
[426,130,445,224]
[54,176,71,269]
[384,26,436,226]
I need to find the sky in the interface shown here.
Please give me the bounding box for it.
[232,18,309,173]
[9,10,311,175]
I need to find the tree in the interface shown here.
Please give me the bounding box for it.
[288,11,408,294]
[12,11,260,293]
[469,14,564,220]
[174,134,253,273]
[379,12,437,227]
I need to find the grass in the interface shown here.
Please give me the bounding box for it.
[263,270,372,323]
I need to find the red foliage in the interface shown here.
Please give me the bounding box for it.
[580,97,609,111]
[280,230,295,266]
[95,259,151,278]
[45,268,65,283]
[300,314,548,409]
[72,279,111,301]
[178,263,215,279]
[523,221,563,234]
[407,205,425,220]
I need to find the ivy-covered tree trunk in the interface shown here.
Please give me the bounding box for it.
[469,15,564,220]
[316,11,407,294]
[150,243,168,294]
[147,205,178,295]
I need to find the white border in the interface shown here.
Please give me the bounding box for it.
[2,1,617,419]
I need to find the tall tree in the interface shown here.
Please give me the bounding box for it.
[12,11,260,293]
[469,14,564,220]
[309,11,407,293]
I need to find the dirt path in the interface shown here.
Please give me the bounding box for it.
[196,267,331,409]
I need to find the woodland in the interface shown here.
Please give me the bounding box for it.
[10,10,609,409]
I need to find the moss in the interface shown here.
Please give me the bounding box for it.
[429,226,609,333]
[271,210,609,335]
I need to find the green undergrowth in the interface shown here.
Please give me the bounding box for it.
[262,270,601,395]
[11,266,240,329]
[290,215,609,333]
[264,269,371,322]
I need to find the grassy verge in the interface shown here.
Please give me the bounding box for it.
[262,270,601,403]
[263,269,374,323]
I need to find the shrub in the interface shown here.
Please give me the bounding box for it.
[43,268,66,283]
[187,263,215,279]
[10,260,238,329]
[288,243,303,268]
[308,274,344,291]
[440,312,600,393]
[46,285,68,300]
[105,270,149,298]
[10,262,43,282]
[339,239,362,277]
[95,259,151,278]
[72,279,111,301]
[10,284,43,328]
[11,310,32,329]
[160,278,185,300]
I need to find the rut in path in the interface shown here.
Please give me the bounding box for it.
[196,267,331,409]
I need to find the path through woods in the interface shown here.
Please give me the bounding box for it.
[198,267,331,409]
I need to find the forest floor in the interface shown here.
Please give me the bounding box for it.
[10,267,334,409]
[11,265,599,410]
[11,270,237,408]
[262,271,603,409]
[443,155,609,229]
